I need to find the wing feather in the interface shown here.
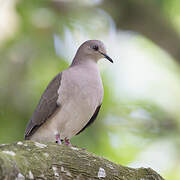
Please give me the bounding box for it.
[24,73,62,139]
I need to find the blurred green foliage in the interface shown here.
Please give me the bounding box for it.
[0,0,180,179]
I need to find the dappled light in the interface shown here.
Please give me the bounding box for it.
[0,0,180,179]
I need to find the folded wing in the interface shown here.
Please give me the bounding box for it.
[24,73,62,140]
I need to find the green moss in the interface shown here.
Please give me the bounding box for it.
[0,141,164,180]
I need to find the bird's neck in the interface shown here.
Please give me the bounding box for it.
[70,54,97,67]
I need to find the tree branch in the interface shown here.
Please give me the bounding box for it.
[0,141,164,179]
[101,0,180,63]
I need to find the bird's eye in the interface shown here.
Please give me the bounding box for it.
[92,45,99,51]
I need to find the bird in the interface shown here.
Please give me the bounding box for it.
[24,40,113,145]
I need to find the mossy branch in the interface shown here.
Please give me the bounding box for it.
[0,141,164,180]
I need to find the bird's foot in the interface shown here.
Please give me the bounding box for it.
[64,137,72,146]
[55,134,62,145]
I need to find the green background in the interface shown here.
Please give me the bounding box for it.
[0,0,180,179]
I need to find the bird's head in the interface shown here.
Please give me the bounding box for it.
[74,40,113,64]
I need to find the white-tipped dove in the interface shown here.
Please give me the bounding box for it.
[24,40,113,145]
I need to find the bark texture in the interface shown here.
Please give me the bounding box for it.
[0,141,164,180]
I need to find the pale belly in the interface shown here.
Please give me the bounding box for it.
[31,89,98,142]
[52,94,97,139]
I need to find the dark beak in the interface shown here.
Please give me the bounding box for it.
[99,51,113,63]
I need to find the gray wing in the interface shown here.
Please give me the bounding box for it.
[24,73,62,140]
